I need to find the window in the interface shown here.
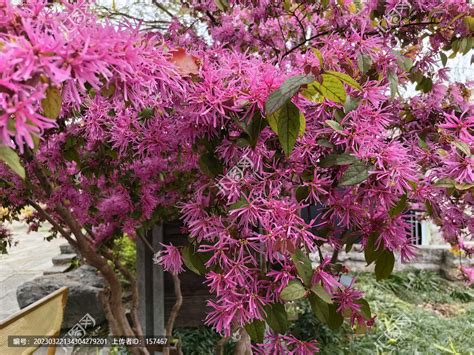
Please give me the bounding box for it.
[301,206,428,246]
[404,210,425,246]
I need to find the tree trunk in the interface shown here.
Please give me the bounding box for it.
[233,329,253,355]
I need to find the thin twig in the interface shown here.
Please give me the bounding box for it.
[331,248,340,264]
[317,246,324,263]
[97,6,170,24]
[280,28,333,60]
[152,0,175,18]
[137,229,156,254]
[280,20,441,61]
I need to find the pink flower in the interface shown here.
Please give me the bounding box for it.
[312,258,342,293]
[97,189,132,220]
[254,334,319,354]
[443,153,474,184]
[333,285,363,315]
[154,244,184,274]
[439,111,474,143]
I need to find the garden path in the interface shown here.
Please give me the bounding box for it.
[0,221,62,321]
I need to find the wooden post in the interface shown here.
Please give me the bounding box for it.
[138,225,165,347]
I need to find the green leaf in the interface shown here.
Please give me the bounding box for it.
[291,249,313,286]
[389,194,408,217]
[229,196,248,210]
[342,231,361,253]
[355,298,372,320]
[418,135,429,150]
[312,48,324,67]
[181,244,206,275]
[311,283,333,304]
[280,279,306,301]
[357,54,372,74]
[266,111,279,134]
[265,75,315,115]
[314,74,347,104]
[63,146,80,164]
[344,96,361,113]
[397,56,413,72]
[458,37,471,55]
[299,111,306,137]
[454,182,474,191]
[264,303,288,334]
[415,76,433,93]
[316,138,334,148]
[464,16,474,31]
[318,153,357,168]
[325,119,344,133]
[325,71,362,90]
[267,101,302,151]
[327,304,344,330]
[245,111,267,148]
[301,83,324,103]
[435,178,456,188]
[100,83,116,98]
[41,86,62,119]
[375,249,395,281]
[364,232,383,266]
[0,146,25,179]
[388,70,399,98]
[275,101,301,156]
[333,109,345,121]
[214,0,229,11]
[308,293,329,323]
[295,185,310,202]
[440,52,448,67]
[425,200,434,217]
[452,141,471,156]
[138,107,155,120]
[199,152,223,177]
[409,70,424,84]
[407,180,417,191]
[245,320,265,343]
[338,160,370,186]
[345,243,353,253]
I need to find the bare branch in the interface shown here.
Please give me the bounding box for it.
[152,0,176,18]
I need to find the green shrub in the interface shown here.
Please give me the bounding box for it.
[310,271,474,354]
[111,234,137,273]
[174,271,474,354]
[173,327,234,355]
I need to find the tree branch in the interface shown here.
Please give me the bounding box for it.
[163,272,183,355]
[152,0,175,18]
[279,28,333,61]
[101,246,146,343]
[27,199,78,248]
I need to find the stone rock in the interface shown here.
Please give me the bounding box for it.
[59,243,75,255]
[52,253,76,266]
[16,265,105,329]
[440,265,460,281]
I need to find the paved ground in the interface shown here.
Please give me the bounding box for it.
[0,221,63,321]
